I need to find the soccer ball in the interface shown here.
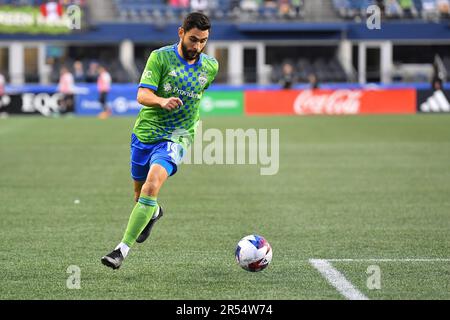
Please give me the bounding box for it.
[235,234,272,272]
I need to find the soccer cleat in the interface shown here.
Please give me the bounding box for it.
[136,206,164,243]
[101,248,124,270]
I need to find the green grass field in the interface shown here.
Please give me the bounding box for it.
[1,115,449,300]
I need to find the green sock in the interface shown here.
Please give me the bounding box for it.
[121,195,157,247]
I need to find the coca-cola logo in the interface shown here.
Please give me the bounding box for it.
[293,90,362,115]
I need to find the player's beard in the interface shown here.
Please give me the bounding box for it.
[181,39,203,61]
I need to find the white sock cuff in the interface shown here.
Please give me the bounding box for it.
[115,242,130,258]
[152,206,160,220]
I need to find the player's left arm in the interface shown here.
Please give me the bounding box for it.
[204,60,219,91]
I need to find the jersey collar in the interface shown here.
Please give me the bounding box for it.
[173,43,203,68]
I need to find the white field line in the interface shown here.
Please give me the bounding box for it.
[310,258,450,299]
[309,259,369,300]
[325,258,450,262]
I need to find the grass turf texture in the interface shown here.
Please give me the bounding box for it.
[0,115,449,299]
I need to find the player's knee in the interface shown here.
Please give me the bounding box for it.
[141,180,160,197]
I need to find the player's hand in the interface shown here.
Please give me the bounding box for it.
[159,97,183,111]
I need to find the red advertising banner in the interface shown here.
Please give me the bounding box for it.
[245,89,416,115]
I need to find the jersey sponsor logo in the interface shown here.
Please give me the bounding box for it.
[172,87,200,99]
[168,70,177,77]
[162,82,200,99]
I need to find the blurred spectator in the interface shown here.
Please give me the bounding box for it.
[391,62,403,82]
[291,0,304,18]
[97,65,112,119]
[385,0,403,18]
[73,60,86,82]
[432,76,443,91]
[308,73,319,89]
[398,0,417,18]
[191,0,209,13]
[241,0,260,12]
[41,57,54,84]
[86,61,99,83]
[230,0,241,10]
[279,62,296,89]
[227,0,241,18]
[437,0,450,18]
[279,0,292,18]
[0,71,5,99]
[431,61,444,91]
[57,66,75,114]
[263,0,277,8]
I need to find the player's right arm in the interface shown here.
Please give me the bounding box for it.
[137,50,183,111]
[137,88,183,111]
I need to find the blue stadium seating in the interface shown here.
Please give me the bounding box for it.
[111,0,306,22]
[331,0,445,19]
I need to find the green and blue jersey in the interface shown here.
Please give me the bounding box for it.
[133,44,219,150]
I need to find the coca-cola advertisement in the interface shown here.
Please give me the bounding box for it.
[293,89,362,115]
[245,88,416,115]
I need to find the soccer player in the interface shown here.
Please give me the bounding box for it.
[97,65,112,119]
[57,67,75,114]
[101,12,218,270]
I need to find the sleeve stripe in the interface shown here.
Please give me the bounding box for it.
[139,84,158,91]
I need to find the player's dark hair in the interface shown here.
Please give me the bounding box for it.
[182,12,211,32]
